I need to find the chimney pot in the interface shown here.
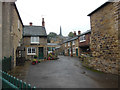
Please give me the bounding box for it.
[42,18,45,27]
[29,22,32,26]
[78,31,81,35]
[74,31,76,36]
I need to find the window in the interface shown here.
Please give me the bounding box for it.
[72,41,75,45]
[80,35,86,42]
[68,42,70,46]
[31,37,39,44]
[65,49,67,53]
[27,47,36,55]
[73,48,75,54]
[65,43,66,47]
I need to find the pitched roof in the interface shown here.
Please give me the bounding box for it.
[14,3,24,27]
[88,2,110,16]
[78,30,91,37]
[23,26,47,36]
[62,30,91,44]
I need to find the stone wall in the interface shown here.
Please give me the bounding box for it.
[89,2,119,74]
[2,2,23,68]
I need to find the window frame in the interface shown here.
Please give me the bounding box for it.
[73,48,76,54]
[31,37,39,44]
[68,42,70,46]
[80,35,86,42]
[27,47,36,55]
[72,41,75,45]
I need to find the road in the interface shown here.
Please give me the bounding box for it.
[24,56,118,88]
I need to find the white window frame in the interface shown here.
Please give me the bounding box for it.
[80,35,86,42]
[68,42,70,46]
[73,48,76,54]
[72,41,75,45]
[27,47,36,55]
[31,37,39,44]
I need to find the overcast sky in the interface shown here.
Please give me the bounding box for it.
[16,0,108,36]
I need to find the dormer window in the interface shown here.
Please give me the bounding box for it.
[31,37,39,44]
[80,35,86,42]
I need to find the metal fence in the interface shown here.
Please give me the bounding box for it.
[2,56,12,72]
[0,70,36,89]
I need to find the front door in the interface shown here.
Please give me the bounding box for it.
[38,47,44,59]
[76,49,78,56]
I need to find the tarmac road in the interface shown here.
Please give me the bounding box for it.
[25,56,118,88]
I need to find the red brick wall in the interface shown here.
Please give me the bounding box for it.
[79,33,91,47]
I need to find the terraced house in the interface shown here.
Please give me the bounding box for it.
[63,31,80,57]
[23,18,47,60]
[1,2,23,68]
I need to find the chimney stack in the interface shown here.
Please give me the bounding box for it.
[42,18,45,27]
[74,31,76,36]
[78,31,81,35]
[29,22,33,26]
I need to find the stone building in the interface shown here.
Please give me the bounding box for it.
[1,2,23,68]
[88,2,120,74]
[23,19,47,60]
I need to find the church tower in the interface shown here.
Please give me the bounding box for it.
[59,26,62,36]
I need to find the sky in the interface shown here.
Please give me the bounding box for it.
[16,0,108,36]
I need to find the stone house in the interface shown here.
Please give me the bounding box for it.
[70,36,79,57]
[88,2,120,74]
[64,39,72,56]
[63,31,80,56]
[78,30,91,55]
[23,19,47,60]
[1,2,23,68]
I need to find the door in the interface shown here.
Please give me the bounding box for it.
[76,49,78,56]
[38,47,44,59]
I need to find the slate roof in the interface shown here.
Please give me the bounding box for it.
[62,30,91,44]
[78,30,91,37]
[23,26,47,36]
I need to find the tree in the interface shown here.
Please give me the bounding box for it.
[68,32,74,37]
[47,32,57,43]
[48,32,57,38]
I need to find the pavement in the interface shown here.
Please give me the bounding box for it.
[22,56,119,88]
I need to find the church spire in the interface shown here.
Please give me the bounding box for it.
[59,26,62,36]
